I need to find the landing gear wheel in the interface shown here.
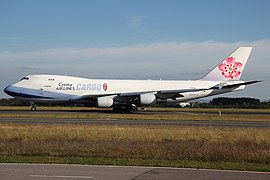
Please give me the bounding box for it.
[112,104,138,113]
[126,104,138,112]
[30,103,37,111]
[112,106,121,113]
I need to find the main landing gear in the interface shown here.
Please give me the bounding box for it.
[112,104,138,113]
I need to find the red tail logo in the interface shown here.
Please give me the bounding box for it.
[218,57,242,79]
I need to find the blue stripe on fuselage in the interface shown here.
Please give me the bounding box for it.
[4,86,81,100]
[4,90,53,99]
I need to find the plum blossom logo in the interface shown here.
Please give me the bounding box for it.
[218,57,242,79]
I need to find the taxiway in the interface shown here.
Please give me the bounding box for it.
[0,163,269,180]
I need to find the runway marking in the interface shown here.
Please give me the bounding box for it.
[29,174,93,179]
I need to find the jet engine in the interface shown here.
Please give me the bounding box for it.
[140,92,156,105]
[97,95,115,107]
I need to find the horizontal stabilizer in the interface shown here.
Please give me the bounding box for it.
[221,80,262,89]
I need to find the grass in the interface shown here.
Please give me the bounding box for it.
[1,106,269,171]
[0,106,269,122]
[0,124,270,171]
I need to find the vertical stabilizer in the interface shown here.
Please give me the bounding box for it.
[201,47,252,81]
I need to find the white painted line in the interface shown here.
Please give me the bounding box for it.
[29,175,93,179]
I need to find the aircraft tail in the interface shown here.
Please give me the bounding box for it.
[201,47,252,81]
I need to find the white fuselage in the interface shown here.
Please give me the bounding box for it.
[4,75,245,106]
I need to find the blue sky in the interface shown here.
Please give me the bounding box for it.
[0,0,270,100]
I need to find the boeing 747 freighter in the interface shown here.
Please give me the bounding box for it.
[4,47,261,112]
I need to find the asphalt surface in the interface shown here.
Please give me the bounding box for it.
[1,164,270,180]
[1,117,270,128]
[0,110,269,128]
[1,109,270,115]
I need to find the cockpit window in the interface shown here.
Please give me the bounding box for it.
[20,77,29,81]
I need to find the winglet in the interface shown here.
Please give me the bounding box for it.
[201,47,252,81]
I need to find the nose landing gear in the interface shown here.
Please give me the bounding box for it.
[30,102,37,111]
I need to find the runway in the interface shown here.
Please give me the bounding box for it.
[1,109,270,115]
[0,163,269,180]
[0,109,270,128]
[0,117,270,128]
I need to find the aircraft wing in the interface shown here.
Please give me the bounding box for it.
[80,80,262,104]
[80,88,209,102]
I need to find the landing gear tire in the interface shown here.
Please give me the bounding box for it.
[113,104,138,113]
[30,103,37,111]
[126,104,138,112]
[112,106,121,113]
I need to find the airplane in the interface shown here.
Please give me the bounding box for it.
[4,47,261,112]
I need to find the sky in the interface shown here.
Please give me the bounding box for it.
[0,0,269,100]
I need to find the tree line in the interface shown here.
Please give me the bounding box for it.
[192,97,270,109]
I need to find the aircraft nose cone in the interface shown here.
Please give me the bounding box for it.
[4,85,13,96]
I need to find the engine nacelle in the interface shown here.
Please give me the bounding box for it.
[97,95,115,108]
[140,93,156,105]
